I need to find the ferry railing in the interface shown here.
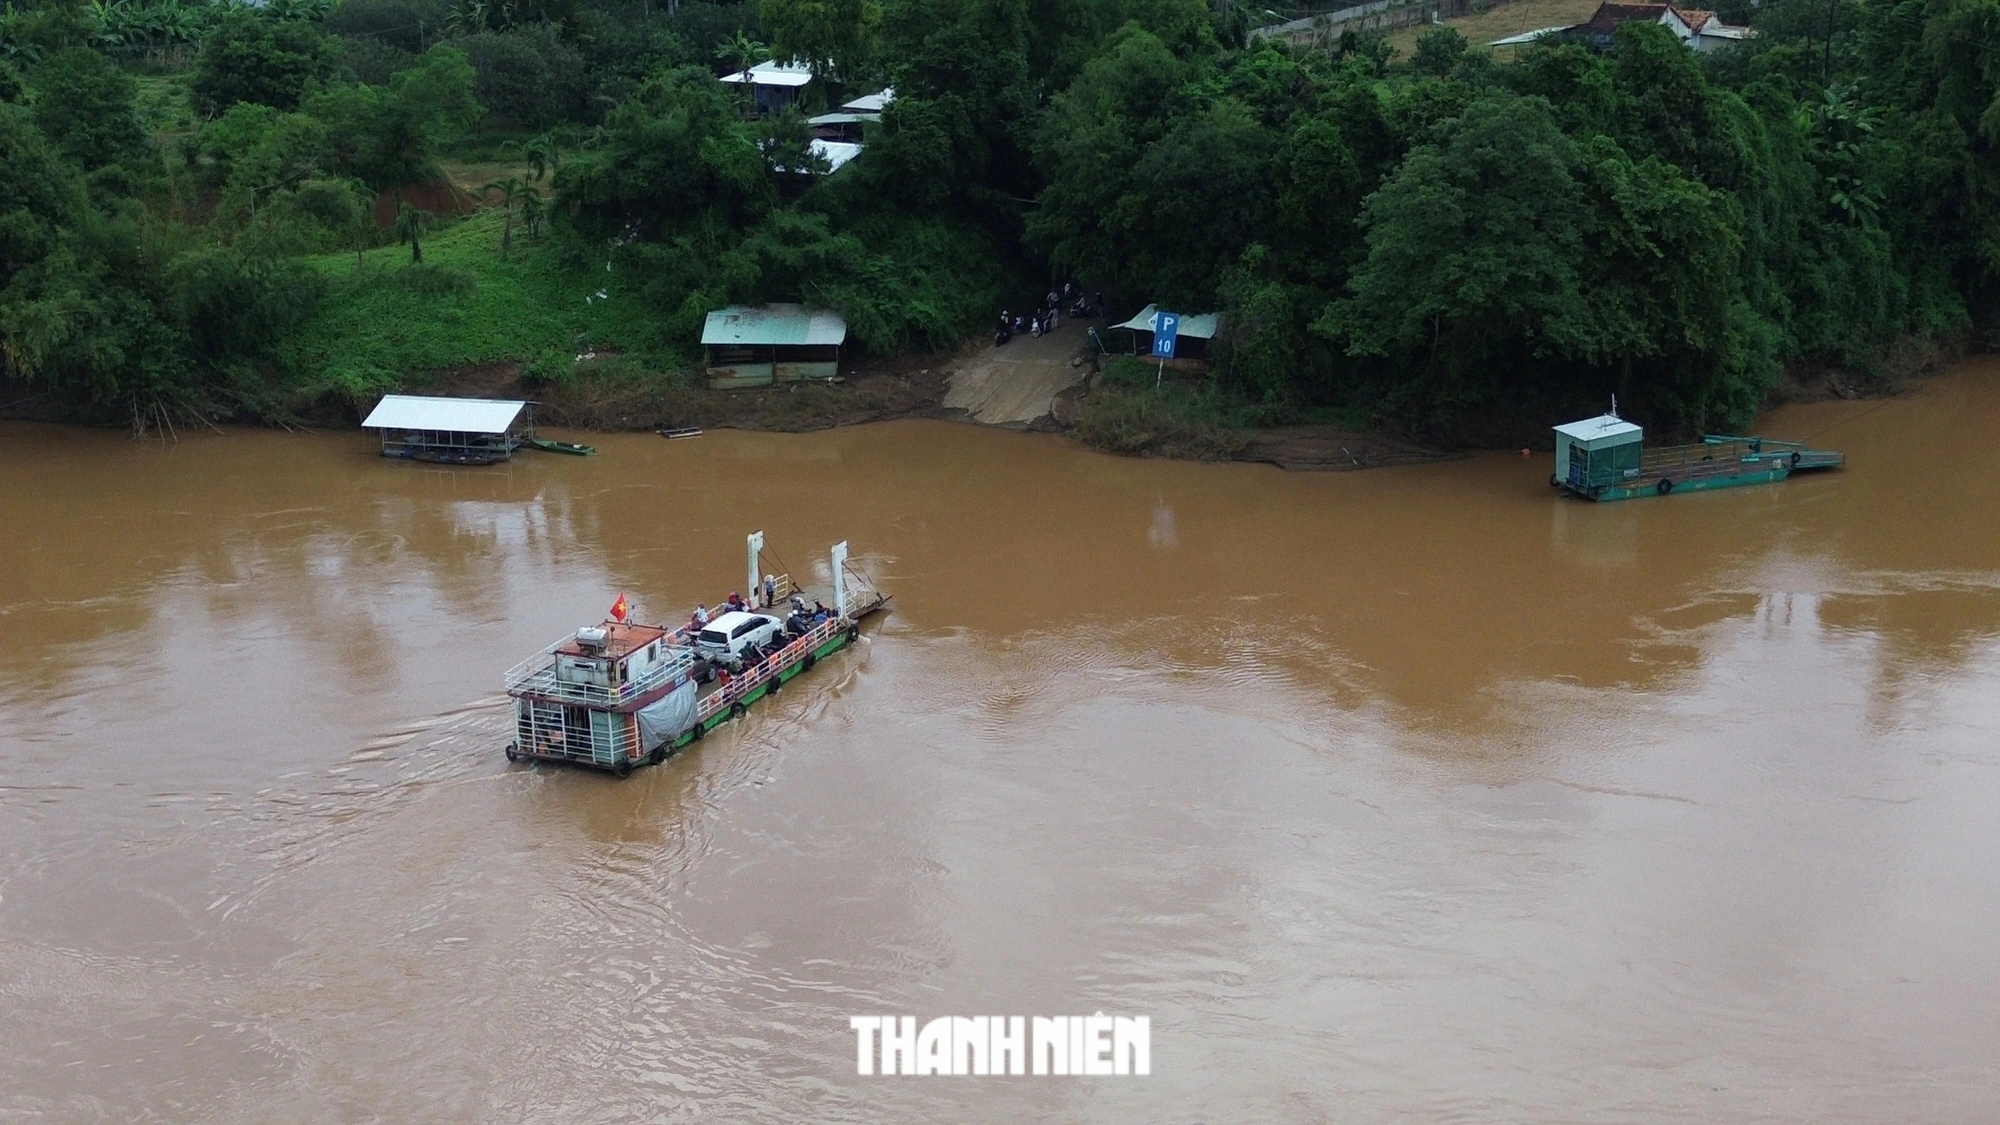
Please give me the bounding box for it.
[504,642,692,708]
[516,698,641,767]
[696,617,845,723]
[1586,436,1813,487]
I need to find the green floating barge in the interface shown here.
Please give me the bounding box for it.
[1553,409,1843,501]
[503,532,889,775]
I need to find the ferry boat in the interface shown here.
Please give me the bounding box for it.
[1553,404,1843,501]
[503,533,889,774]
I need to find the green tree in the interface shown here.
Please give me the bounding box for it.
[394,202,430,262]
[520,186,547,240]
[1410,26,1467,77]
[715,30,769,95]
[556,66,771,241]
[192,10,339,115]
[29,47,148,172]
[483,176,537,257]
[309,45,482,192]
[1323,94,1612,431]
[760,0,879,79]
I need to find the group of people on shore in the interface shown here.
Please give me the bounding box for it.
[996,282,1100,345]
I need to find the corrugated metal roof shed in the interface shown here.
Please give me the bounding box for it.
[1489,25,1569,44]
[719,60,814,87]
[813,139,862,172]
[808,111,877,125]
[1553,414,1642,443]
[701,304,848,347]
[841,88,894,112]
[1111,305,1223,340]
[361,395,529,434]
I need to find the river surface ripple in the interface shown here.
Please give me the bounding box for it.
[1,367,1997,1123]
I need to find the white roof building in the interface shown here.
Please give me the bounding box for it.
[718,60,814,88]
[700,304,849,348]
[1553,413,1643,445]
[360,395,530,434]
[841,88,894,113]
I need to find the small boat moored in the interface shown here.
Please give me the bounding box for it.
[1553,404,1843,501]
[529,437,598,456]
[503,533,888,774]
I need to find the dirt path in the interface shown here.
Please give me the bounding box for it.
[942,321,1093,425]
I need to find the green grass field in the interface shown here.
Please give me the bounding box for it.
[290,211,675,399]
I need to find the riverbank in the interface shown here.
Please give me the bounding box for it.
[357,333,1458,472]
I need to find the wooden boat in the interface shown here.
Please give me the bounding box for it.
[503,534,888,774]
[657,426,704,439]
[529,437,597,456]
[1554,408,1843,502]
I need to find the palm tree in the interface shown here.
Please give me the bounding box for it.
[520,188,548,242]
[483,177,536,259]
[394,203,430,264]
[716,32,769,107]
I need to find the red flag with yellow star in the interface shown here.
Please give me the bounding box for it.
[609,592,629,623]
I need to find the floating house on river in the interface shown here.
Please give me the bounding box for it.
[361,394,535,464]
[702,304,848,389]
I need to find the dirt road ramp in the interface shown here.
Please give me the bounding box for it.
[944,322,1091,425]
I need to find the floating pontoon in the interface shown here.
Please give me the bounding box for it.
[1553,404,1844,501]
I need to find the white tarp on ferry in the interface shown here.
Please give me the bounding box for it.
[636,680,699,750]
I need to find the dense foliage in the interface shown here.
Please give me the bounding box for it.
[0,0,1992,439]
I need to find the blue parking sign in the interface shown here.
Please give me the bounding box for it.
[1152,311,1179,359]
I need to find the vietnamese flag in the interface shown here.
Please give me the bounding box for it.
[609,592,629,623]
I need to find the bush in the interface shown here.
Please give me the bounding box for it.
[192,11,340,115]
[461,26,587,129]
[30,48,149,172]
[1069,358,1255,460]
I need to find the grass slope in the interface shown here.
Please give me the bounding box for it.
[290,211,672,400]
[1385,0,1600,57]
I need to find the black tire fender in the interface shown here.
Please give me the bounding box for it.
[1657,478,1674,495]
[690,721,705,741]
[504,742,519,763]
[730,701,747,720]
[847,625,859,643]
[615,757,632,777]
[1791,451,1801,468]
[802,653,816,671]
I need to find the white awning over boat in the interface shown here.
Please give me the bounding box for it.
[361,395,530,434]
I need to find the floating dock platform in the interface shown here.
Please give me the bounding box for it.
[1554,410,1843,501]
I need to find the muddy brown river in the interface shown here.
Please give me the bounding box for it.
[2,365,1998,1123]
